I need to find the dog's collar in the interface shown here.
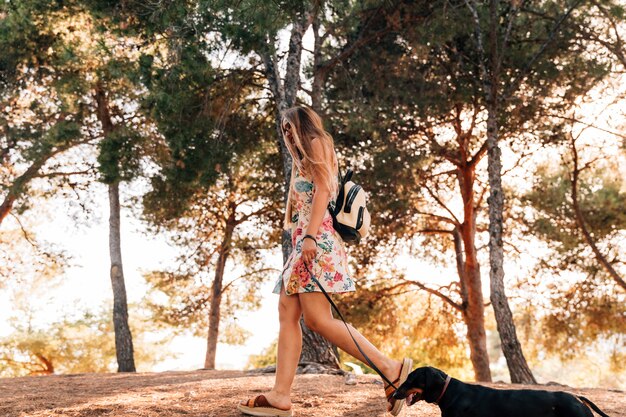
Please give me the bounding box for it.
[435,375,452,404]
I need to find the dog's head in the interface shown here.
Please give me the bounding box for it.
[392,366,449,406]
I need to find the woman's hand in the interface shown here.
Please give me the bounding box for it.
[301,238,317,266]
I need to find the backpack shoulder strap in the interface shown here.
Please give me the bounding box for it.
[343,169,353,184]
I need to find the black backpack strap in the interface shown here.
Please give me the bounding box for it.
[343,168,353,184]
[328,165,358,218]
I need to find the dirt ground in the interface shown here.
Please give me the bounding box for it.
[0,370,623,417]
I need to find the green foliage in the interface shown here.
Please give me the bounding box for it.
[0,305,170,377]
[0,0,64,89]
[246,339,277,370]
[322,0,610,272]
[203,0,309,54]
[516,279,626,373]
[519,160,626,366]
[97,126,145,183]
[336,284,471,376]
[143,138,283,342]
[140,32,269,218]
[523,163,626,263]
[1,0,156,216]
[543,278,625,367]
[318,2,620,381]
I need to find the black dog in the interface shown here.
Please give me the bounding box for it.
[393,366,611,417]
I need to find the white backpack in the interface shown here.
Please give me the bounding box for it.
[328,169,371,244]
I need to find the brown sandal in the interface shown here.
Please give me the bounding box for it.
[385,357,413,416]
[237,394,292,417]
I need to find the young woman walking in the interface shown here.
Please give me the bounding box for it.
[238,106,412,417]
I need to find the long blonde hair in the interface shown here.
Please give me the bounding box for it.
[281,106,339,230]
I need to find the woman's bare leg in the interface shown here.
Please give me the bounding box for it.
[258,284,302,410]
[299,291,402,381]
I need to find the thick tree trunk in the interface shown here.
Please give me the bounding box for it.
[96,82,136,372]
[299,316,341,366]
[460,0,534,384]
[261,46,295,264]
[204,215,236,369]
[459,242,491,382]
[262,9,340,370]
[311,16,323,111]
[456,164,492,382]
[485,106,535,384]
[108,181,136,372]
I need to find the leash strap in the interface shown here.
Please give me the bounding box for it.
[303,262,398,390]
[435,375,451,404]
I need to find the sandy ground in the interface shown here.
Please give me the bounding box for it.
[0,370,623,417]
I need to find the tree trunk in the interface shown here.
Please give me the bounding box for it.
[485,104,535,381]
[0,189,17,225]
[485,105,535,383]
[482,0,536,384]
[108,181,136,372]
[204,214,236,369]
[261,9,340,370]
[311,16,323,111]
[299,316,341,366]
[459,250,491,383]
[456,164,492,382]
[261,45,295,264]
[33,353,54,375]
[96,81,136,372]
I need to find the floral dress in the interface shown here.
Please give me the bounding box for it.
[272,168,356,296]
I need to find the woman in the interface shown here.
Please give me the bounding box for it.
[238,106,412,417]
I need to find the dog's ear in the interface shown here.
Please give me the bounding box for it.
[433,367,447,382]
[423,367,448,403]
[425,367,445,385]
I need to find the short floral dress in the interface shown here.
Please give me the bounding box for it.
[272,168,356,296]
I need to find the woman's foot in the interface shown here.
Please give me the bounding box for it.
[382,360,403,385]
[384,358,413,416]
[381,359,403,398]
[238,390,292,416]
[260,391,292,411]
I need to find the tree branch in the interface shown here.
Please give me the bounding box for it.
[9,212,36,247]
[468,140,488,167]
[417,228,455,235]
[222,267,280,292]
[33,168,94,179]
[408,280,463,311]
[570,134,626,291]
[415,210,458,226]
[423,184,461,225]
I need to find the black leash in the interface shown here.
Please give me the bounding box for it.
[303,262,398,390]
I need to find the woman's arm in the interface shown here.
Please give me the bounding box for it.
[301,138,331,265]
